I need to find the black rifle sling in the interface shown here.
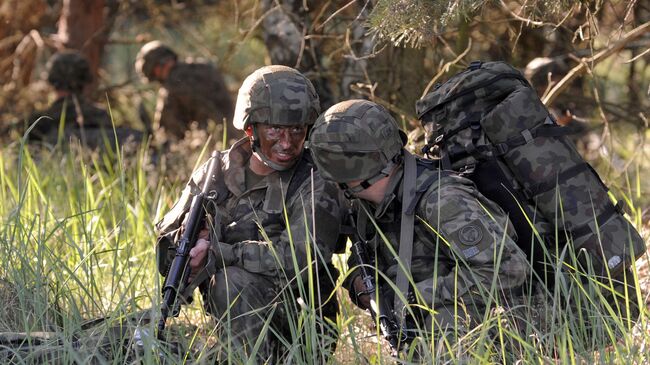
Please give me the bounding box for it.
[394,151,417,325]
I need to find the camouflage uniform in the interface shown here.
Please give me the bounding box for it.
[156,66,343,362]
[309,100,530,348]
[29,96,112,138]
[136,41,236,140]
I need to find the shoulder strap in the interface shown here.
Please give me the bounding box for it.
[286,151,314,201]
[394,151,417,323]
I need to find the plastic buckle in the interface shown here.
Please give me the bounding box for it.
[494,143,509,155]
[468,60,483,71]
[434,134,445,144]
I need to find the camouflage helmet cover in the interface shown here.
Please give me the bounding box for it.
[233,65,320,130]
[46,50,92,93]
[309,99,406,184]
[135,41,178,81]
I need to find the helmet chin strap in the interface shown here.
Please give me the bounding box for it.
[250,124,295,172]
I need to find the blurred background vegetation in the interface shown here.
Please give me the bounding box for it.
[1,0,648,192]
[0,0,648,363]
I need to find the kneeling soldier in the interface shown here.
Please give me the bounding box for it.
[309,99,530,359]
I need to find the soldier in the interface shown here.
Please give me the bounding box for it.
[135,41,237,141]
[155,66,344,362]
[28,51,107,139]
[309,100,530,358]
[27,51,141,149]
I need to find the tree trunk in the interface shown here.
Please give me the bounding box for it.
[56,0,117,97]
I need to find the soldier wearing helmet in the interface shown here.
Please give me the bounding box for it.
[310,99,529,357]
[135,41,236,141]
[155,65,344,362]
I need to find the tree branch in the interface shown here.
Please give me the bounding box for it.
[542,21,650,106]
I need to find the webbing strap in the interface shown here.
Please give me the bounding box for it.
[394,152,417,324]
[405,170,446,215]
[493,117,573,156]
[528,162,590,197]
[569,202,621,238]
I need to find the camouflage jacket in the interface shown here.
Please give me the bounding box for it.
[26,96,143,149]
[28,96,112,139]
[156,138,344,285]
[348,157,529,307]
[156,62,235,139]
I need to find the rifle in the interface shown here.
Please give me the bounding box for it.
[157,151,221,337]
[347,211,410,352]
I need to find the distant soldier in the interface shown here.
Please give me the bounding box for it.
[28,51,109,138]
[27,51,142,149]
[309,100,530,358]
[135,41,237,141]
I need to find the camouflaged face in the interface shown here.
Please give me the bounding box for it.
[46,51,92,93]
[135,41,177,80]
[233,65,320,130]
[309,99,405,183]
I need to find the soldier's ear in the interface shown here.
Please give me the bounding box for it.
[245,126,253,137]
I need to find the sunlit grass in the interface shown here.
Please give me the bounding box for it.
[0,125,648,363]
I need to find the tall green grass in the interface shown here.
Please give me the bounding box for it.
[0,132,648,364]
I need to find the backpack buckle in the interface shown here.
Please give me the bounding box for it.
[494,143,509,156]
[468,61,483,71]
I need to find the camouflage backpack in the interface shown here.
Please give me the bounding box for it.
[416,61,646,283]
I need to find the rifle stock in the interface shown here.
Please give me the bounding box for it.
[157,151,221,337]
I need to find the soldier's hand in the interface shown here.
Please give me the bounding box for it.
[188,229,210,281]
[352,276,371,310]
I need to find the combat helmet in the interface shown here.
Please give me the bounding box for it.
[135,41,178,81]
[309,99,407,194]
[233,65,320,130]
[46,50,92,94]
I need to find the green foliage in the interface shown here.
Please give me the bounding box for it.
[368,0,578,47]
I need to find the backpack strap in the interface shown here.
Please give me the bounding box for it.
[394,151,417,324]
[492,115,574,156]
[286,151,314,201]
[405,164,446,215]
